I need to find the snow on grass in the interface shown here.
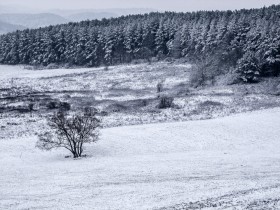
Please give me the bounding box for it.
[1,108,280,209]
[0,62,190,98]
[0,65,103,79]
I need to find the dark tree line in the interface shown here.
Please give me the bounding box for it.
[0,5,280,82]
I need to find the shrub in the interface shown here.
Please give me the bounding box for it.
[46,101,59,110]
[37,108,100,158]
[190,56,222,87]
[189,65,205,88]
[157,96,174,109]
[46,101,70,111]
[59,102,71,111]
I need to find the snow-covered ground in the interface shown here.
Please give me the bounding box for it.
[0,63,191,100]
[1,63,279,137]
[1,108,280,209]
[0,65,104,79]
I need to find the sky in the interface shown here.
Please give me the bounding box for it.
[0,0,279,12]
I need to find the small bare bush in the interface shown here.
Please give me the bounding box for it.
[36,108,100,158]
[190,57,221,87]
[157,82,164,93]
[189,65,205,88]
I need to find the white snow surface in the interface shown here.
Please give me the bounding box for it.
[0,65,103,79]
[1,108,280,209]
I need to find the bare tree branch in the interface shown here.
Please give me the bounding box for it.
[36,108,100,158]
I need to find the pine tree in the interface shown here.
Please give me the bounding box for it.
[237,52,260,83]
[0,5,279,83]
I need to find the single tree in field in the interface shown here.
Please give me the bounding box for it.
[37,108,100,158]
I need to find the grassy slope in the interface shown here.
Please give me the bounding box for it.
[1,108,280,209]
[0,63,280,139]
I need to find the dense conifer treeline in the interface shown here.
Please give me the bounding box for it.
[0,5,280,82]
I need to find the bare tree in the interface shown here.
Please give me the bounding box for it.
[37,108,100,158]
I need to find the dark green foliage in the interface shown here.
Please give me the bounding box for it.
[0,5,280,83]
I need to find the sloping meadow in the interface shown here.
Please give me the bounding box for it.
[0,62,280,139]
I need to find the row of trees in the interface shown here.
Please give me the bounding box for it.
[0,5,280,82]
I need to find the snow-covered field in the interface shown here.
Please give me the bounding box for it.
[1,63,280,140]
[1,108,280,209]
[0,63,191,95]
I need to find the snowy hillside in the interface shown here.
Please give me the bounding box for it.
[0,1,279,209]
[1,108,280,209]
[1,63,280,140]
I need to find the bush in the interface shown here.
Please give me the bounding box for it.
[46,101,59,110]
[189,65,205,88]
[59,102,71,111]
[46,101,71,111]
[215,71,240,85]
[190,56,222,87]
[37,108,100,158]
[157,96,174,109]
